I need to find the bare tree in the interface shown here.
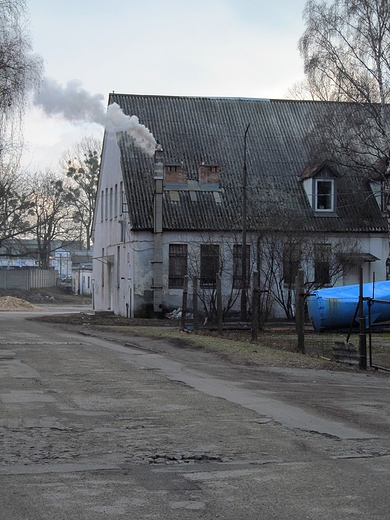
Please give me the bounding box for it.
[299,0,390,106]
[60,137,101,250]
[258,232,363,320]
[297,0,390,162]
[26,172,76,269]
[295,0,390,236]
[0,0,43,242]
[187,232,253,322]
[0,0,43,160]
[0,165,34,245]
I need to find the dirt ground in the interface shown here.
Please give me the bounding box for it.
[2,286,390,373]
[0,286,92,306]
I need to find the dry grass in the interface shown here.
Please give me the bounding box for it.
[94,324,373,371]
[33,308,390,372]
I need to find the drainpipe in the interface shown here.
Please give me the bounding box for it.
[152,144,164,312]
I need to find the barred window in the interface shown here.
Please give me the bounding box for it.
[315,244,331,285]
[200,244,219,288]
[283,243,301,285]
[169,244,188,288]
[233,244,250,289]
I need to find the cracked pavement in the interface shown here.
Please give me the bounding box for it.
[1,307,390,519]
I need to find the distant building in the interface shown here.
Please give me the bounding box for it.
[71,251,93,296]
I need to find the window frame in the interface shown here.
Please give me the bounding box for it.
[315,179,335,212]
[314,243,331,286]
[168,244,188,289]
[283,243,301,286]
[233,244,250,289]
[200,244,220,288]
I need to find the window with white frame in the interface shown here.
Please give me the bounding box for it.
[315,179,334,211]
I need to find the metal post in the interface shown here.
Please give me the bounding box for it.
[181,275,188,329]
[251,271,259,342]
[359,267,367,370]
[295,269,305,354]
[216,274,223,335]
[193,276,199,332]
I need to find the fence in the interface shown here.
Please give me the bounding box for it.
[0,269,58,290]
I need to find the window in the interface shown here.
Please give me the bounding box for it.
[100,190,104,222]
[117,245,120,288]
[119,220,125,242]
[200,244,219,287]
[114,184,118,217]
[109,187,113,219]
[315,179,334,211]
[101,248,105,286]
[283,243,300,285]
[315,244,331,285]
[169,244,188,288]
[120,181,125,214]
[105,188,108,219]
[233,244,250,289]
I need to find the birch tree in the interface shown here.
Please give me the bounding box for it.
[298,0,390,214]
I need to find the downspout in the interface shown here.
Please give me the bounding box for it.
[153,144,164,312]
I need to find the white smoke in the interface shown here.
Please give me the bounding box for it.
[34,78,106,125]
[104,102,156,156]
[34,77,157,156]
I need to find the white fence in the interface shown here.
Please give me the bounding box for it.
[0,269,58,290]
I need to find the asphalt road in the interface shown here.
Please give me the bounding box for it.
[1,306,390,519]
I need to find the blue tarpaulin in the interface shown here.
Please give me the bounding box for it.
[307,280,390,332]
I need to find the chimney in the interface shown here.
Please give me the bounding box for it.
[164,164,187,185]
[198,164,220,187]
[153,144,163,312]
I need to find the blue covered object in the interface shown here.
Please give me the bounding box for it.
[307,280,390,332]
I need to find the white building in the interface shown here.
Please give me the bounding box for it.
[93,95,389,319]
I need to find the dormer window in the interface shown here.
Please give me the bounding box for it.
[315,179,334,211]
[300,161,338,215]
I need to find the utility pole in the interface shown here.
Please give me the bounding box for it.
[240,123,250,322]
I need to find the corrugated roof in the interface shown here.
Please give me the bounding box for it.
[108,94,388,234]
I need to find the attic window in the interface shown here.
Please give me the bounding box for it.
[315,179,334,211]
[301,162,338,215]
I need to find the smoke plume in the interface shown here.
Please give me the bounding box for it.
[34,77,157,156]
[104,102,156,156]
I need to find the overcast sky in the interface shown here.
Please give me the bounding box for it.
[23,0,308,171]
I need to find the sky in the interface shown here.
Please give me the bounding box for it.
[22,0,308,171]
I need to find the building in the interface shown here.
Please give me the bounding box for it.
[92,95,389,319]
[71,251,93,296]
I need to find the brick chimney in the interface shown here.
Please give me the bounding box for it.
[164,164,187,185]
[198,164,220,187]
